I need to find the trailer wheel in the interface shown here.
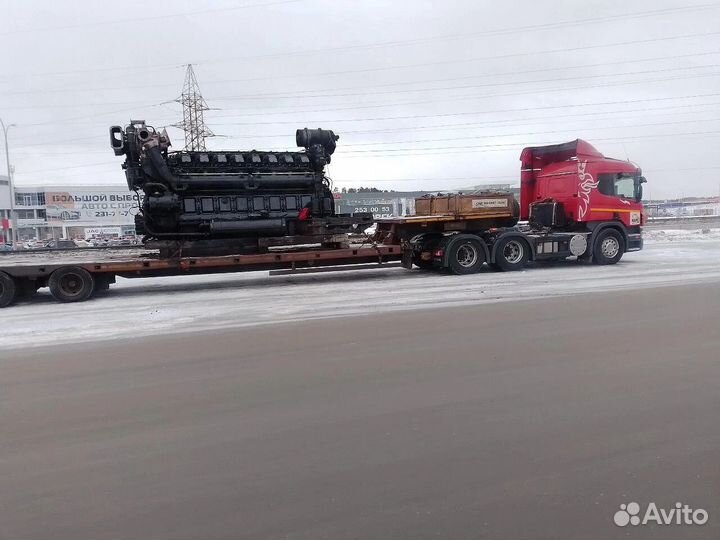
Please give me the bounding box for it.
[593,229,624,265]
[0,272,18,308]
[447,239,485,275]
[48,266,96,303]
[494,237,530,271]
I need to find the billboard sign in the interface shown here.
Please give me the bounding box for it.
[84,227,123,238]
[45,190,138,224]
[336,198,396,219]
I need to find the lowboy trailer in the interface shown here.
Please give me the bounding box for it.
[0,139,646,307]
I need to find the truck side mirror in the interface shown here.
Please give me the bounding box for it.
[639,176,647,184]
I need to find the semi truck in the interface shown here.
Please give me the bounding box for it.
[0,139,646,307]
[377,139,646,273]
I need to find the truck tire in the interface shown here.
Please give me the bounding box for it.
[592,229,625,265]
[0,272,18,308]
[447,238,485,275]
[48,266,96,303]
[494,236,530,271]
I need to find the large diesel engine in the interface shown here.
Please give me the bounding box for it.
[110,121,370,254]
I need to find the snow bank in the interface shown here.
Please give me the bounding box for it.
[643,227,720,243]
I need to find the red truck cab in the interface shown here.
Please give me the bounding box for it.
[520,139,645,253]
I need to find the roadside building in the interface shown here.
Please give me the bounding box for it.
[645,198,720,218]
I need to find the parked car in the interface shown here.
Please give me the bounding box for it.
[45,239,77,249]
[22,240,45,250]
[45,205,81,221]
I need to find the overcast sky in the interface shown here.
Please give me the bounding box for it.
[1,0,719,198]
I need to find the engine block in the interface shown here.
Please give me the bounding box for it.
[109,122,364,248]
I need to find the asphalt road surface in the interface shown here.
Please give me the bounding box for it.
[2,283,719,540]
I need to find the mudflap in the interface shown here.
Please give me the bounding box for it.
[401,248,414,269]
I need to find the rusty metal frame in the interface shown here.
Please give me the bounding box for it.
[1,246,402,279]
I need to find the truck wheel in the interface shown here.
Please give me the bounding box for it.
[447,239,485,275]
[494,237,530,271]
[0,272,18,308]
[593,229,625,265]
[49,266,96,303]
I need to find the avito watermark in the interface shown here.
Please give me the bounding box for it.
[614,501,708,527]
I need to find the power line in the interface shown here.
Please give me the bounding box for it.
[215,88,720,126]
[10,49,720,112]
[331,167,720,184]
[11,91,720,150]
[193,30,720,87]
[25,91,720,149]
[17,66,720,131]
[14,116,720,157]
[8,98,181,112]
[211,92,720,125]
[16,161,118,175]
[210,51,720,101]
[7,50,720,134]
[14,103,168,128]
[10,89,720,147]
[3,3,715,80]
[9,102,719,151]
[338,131,720,157]
[212,102,720,140]
[207,67,720,118]
[13,131,720,173]
[342,117,720,148]
[324,103,720,137]
[0,63,185,84]
[0,0,304,38]
[4,29,720,97]
[199,4,720,62]
[12,149,109,156]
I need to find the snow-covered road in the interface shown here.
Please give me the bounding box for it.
[2,230,720,352]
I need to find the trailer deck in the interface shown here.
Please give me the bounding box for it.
[0,244,403,307]
[0,245,401,277]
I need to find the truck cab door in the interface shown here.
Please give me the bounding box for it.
[587,170,642,227]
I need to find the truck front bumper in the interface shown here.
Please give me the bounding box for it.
[627,232,643,252]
